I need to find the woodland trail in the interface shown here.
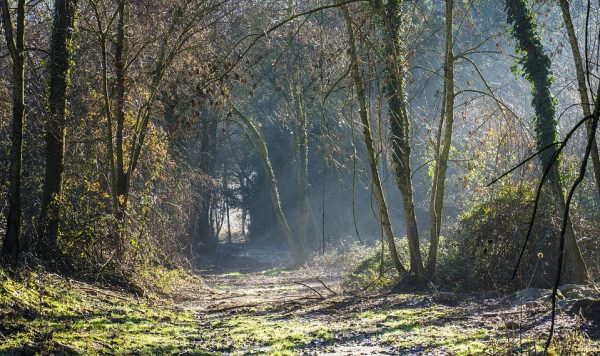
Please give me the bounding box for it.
[181,245,599,355]
[1,244,598,354]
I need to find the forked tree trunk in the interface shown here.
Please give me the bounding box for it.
[427,0,454,276]
[1,0,26,265]
[558,0,600,199]
[38,0,77,256]
[341,4,406,274]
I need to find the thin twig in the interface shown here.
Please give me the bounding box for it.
[293,281,324,299]
[314,277,337,296]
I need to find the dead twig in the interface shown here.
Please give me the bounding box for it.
[293,281,324,299]
[315,277,337,296]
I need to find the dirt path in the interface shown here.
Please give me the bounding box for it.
[2,245,597,354]
[183,245,599,355]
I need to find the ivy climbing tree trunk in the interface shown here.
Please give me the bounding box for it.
[506,0,589,284]
[427,0,454,277]
[38,0,77,257]
[558,0,600,199]
[341,3,406,274]
[1,0,26,265]
[372,0,424,278]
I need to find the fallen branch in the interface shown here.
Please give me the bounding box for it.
[293,281,324,299]
[66,278,131,301]
[315,277,337,296]
[208,302,263,313]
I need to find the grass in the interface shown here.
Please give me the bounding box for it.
[349,305,491,354]
[199,315,334,354]
[1,264,599,355]
[0,268,210,355]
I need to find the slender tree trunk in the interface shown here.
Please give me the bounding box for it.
[231,105,307,264]
[559,0,600,199]
[38,0,77,256]
[223,161,232,243]
[426,0,454,276]
[293,84,310,252]
[114,0,128,204]
[506,0,588,283]
[286,0,310,251]
[341,4,406,274]
[195,103,218,251]
[1,0,26,265]
[374,0,424,277]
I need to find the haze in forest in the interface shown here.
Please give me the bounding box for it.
[1,0,600,354]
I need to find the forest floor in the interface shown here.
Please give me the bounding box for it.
[1,244,599,355]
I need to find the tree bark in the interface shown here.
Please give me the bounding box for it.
[292,84,310,252]
[231,105,307,264]
[506,0,588,284]
[558,0,600,200]
[38,0,77,256]
[114,0,128,204]
[195,101,218,251]
[1,0,26,265]
[373,0,424,277]
[341,4,406,274]
[426,0,454,277]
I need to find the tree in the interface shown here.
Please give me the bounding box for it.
[38,0,78,257]
[194,96,219,251]
[558,0,600,199]
[231,104,308,264]
[1,0,26,265]
[505,0,588,283]
[426,0,454,276]
[372,0,424,278]
[341,3,406,274]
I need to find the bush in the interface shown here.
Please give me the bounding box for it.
[437,184,599,291]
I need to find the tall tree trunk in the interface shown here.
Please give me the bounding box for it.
[558,0,600,199]
[114,0,128,206]
[293,84,310,252]
[1,0,26,265]
[110,0,128,256]
[38,0,77,256]
[374,0,424,277]
[341,4,406,274]
[287,0,310,251]
[231,105,307,264]
[426,0,454,276]
[223,161,232,244]
[195,103,218,251]
[506,0,588,284]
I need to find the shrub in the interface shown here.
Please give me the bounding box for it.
[437,184,599,291]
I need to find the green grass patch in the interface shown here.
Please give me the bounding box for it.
[0,268,210,355]
[200,314,334,354]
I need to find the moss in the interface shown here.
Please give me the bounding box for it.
[0,269,209,355]
[199,314,334,354]
[2,268,598,355]
[221,271,244,277]
[351,306,489,354]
